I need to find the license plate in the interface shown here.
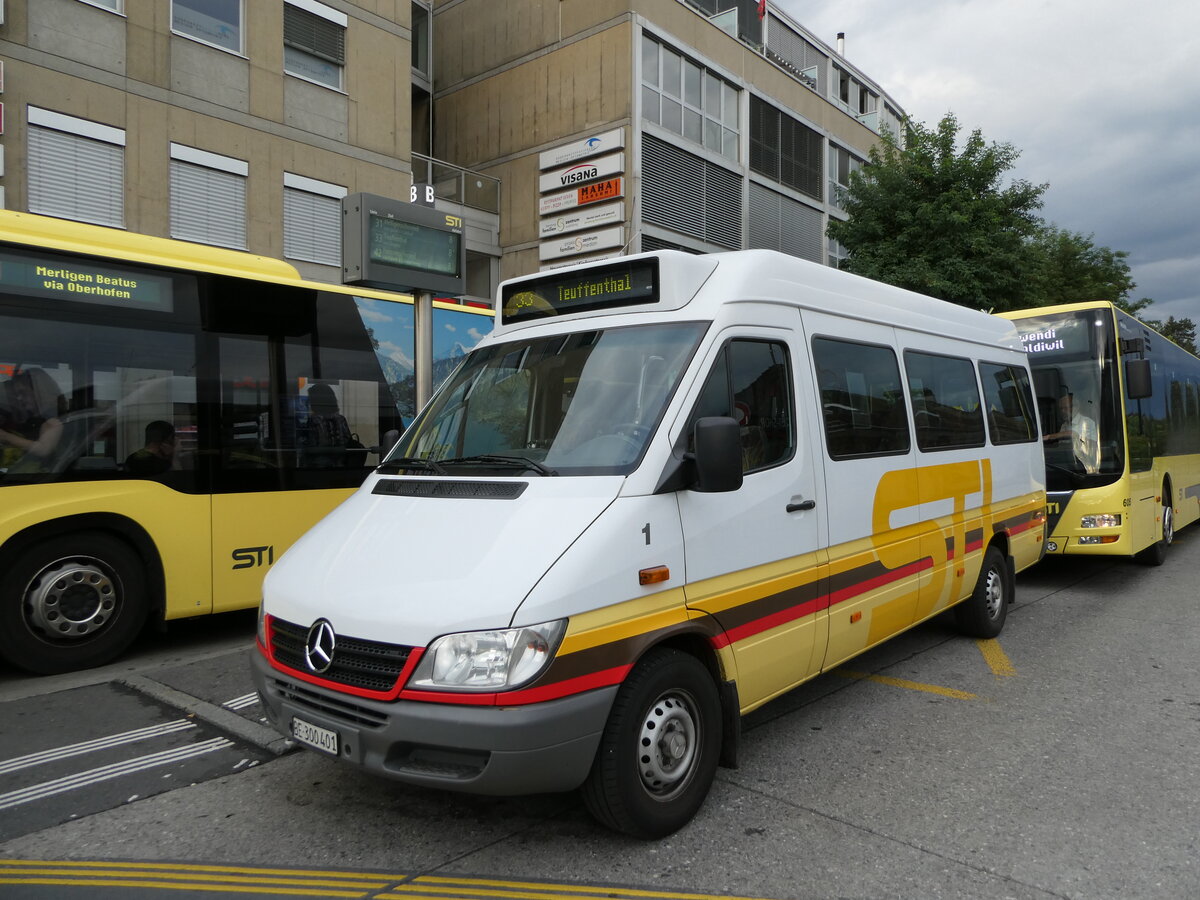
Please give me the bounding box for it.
[291,716,339,756]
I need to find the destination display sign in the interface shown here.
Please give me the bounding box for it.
[368,215,460,276]
[538,177,624,216]
[0,248,174,312]
[501,258,658,325]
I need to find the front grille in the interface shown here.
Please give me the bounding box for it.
[271,676,389,728]
[270,617,414,693]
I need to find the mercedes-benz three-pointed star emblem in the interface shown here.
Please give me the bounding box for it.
[304,619,337,674]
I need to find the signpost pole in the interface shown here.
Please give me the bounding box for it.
[414,289,433,411]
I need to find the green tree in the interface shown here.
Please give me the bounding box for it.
[827,113,1046,311]
[1025,226,1137,307]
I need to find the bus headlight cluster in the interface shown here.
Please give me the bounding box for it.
[409,619,567,691]
[1080,514,1121,528]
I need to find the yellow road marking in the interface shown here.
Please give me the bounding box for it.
[0,877,366,897]
[976,638,1016,677]
[0,863,779,900]
[836,669,977,700]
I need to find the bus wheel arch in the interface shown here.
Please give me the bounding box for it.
[582,639,725,838]
[953,541,1012,639]
[0,516,162,674]
[1137,477,1174,567]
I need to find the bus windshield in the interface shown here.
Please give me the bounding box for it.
[389,322,707,476]
[1014,309,1124,490]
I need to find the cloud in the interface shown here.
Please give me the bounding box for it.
[777,0,1200,319]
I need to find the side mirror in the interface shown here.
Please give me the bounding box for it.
[692,416,742,493]
[1125,359,1152,400]
[381,429,401,455]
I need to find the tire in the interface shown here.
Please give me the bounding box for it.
[582,648,722,839]
[954,545,1011,639]
[1136,495,1173,567]
[0,532,149,675]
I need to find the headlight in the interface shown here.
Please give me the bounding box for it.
[409,619,567,692]
[1080,514,1121,528]
[256,604,267,647]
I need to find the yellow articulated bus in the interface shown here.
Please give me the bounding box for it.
[1002,302,1200,564]
[0,210,492,674]
[252,250,1046,838]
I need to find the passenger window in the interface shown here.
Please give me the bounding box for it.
[812,338,909,459]
[686,340,793,473]
[979,362,1038,444]
[904,351,985,451]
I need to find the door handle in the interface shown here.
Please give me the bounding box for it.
[786,498,816,513]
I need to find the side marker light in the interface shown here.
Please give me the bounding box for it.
[639,566,670,585]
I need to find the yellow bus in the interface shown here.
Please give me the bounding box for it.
[0,210,492,674]
[1003,301,1200,564]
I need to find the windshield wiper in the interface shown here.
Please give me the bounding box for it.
[440,454,558,476]
[378,456,448,475]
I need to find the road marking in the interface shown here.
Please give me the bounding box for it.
[976,638,1016,677]
[0,719,197,776]
[223,692,261,711]
[836,670,977,700]
[0,862,778,900]
[0,737,233,810]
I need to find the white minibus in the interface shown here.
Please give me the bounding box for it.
[252,250,1046,838]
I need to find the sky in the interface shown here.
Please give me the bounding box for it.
[774,0,1200,322]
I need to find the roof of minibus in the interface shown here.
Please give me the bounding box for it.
[1000,301,1116,319]
[0,209,488,312]
[495,249,1025,352]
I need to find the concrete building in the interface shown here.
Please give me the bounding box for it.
[0,0,901,296]
[0,0,500,300]
[432,0,905,280]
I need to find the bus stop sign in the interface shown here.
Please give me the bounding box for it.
[342,192,465,295]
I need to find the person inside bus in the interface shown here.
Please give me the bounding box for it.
[0,366,66,470]
[303,383,354,467]
[124,420,177,475]
[1044,391,1098,473]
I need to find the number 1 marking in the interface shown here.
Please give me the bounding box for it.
[642,523,651,545]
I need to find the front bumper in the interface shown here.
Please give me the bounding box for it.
[251,650,615,796]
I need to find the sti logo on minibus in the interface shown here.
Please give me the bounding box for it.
[232,546,274,569]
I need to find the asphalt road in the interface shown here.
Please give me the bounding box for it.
[1,538,1198,899]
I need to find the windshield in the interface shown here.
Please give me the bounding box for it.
[387,322,708,476]
[1014,309,1124,490]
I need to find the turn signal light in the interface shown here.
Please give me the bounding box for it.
[639,566,670,585]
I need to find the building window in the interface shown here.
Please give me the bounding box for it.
[828,143,863,211]
[169,144,247,250]
[171,0,243,54]
[283,174,346,267]
[284,0,348,91]
[750,96,823,201]
[27,107,125,229]
[642,34,739,162]
[411,1,431,79]
[79,0,124,12]
[827,235,850,269]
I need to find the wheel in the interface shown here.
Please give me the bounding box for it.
[954,545,1010,639]
[0,532,149,674]
[1136,495,1173,567]
[582,648,721,839]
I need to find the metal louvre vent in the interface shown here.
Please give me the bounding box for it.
[766,16,828,94]
[270,617,412,693]
[372,479,528,499]
[28,126,124,229]
[642,135,743,250]
[750,98,823,201]
[749,183,824,263]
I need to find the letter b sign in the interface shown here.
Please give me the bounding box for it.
[410,183,436,207]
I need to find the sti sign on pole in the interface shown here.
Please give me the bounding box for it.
[342,193,465,295]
